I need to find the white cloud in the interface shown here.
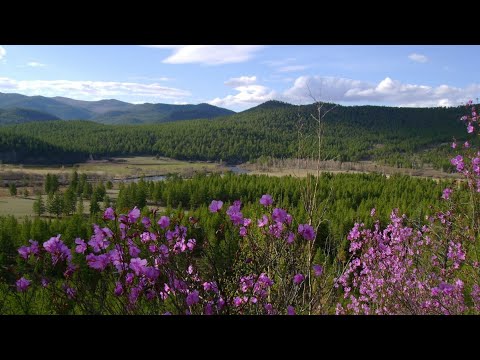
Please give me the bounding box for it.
[211,74,480,110]
[281,75,480,107]
[209,84,276,108]
[27,61,46,67]
[277,65,310,73]
[224,76,257,87]
[143,45,264,65]
[0,77,190,100]
[0,46,5,60]
[408,53,429,63]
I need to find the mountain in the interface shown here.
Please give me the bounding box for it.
[0,92,93,119]
[92,102,235,124]
[0,107,60,125]
[0,92,235,124]
[242,100,296,112]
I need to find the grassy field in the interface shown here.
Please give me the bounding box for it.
[0,156,224,180]
[244,160,460,181]
[0,188,165,220]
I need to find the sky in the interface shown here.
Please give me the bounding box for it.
[1,45,480,112]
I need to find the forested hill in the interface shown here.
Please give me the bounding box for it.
[0,92,235,125]
[0,108,60,125]
[0,101,469,169]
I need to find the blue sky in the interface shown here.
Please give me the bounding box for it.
[1,45,480,111]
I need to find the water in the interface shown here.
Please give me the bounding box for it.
[227,166,250,174]
[114,166,249,183]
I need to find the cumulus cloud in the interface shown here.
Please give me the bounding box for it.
[282,75,479,107]
[224,76,257,87]
[0,77,190,100]
[0,46,5,60]
[408,53,429,63]
[212,74,480,110]
[27,61,46,67]
[209,84,276,108]
[143,45,264,65]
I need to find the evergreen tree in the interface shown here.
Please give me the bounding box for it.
[90,192,100,215]
[8,183,17,196]
[32,194,45,217]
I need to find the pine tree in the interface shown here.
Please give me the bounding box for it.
[33,195,45,217]
[90,192,100,215]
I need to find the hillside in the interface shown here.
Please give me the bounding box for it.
[92,102,235,124]
[0,92,235,124]
[0,101,468,168]
[0,107,60,125]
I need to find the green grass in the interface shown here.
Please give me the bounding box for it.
[0,196,36,217]
[0,190,164,220]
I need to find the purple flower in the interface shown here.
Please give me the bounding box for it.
[86,253,110,271]
[88,225,110,253]
[129,257,147,276]
[75,238,87,254]
[243,218,252,227]
[186,290,200,307]
[103,207,115,221]
[239,227,247,237]
[468,123,474,133]
[370,208,376,217]
[28,240,39,256]
[265,303,274,315]
[203,281,219,293]
[129,245,141,257]
[204,303,213,315]
[126,273,135,284]
[142,217,151,228]
[293,273,305,285]
[464,141,470,148]
[257,215,269,227]
[451,142,457,149]
[144,267,160,281]
[233,297,244,307]
[128,207,141,223]
[41,278,49,288]
[18,246,30,260]
[442,188,452,200]
[260,194,273,207]
[286,232,295,244]
[272,208,288,224]
[227,202,243,226]
[298,224,316,241]
[287,305,296,315]
[43,235,72,265]
[187,238,196,251]
[157,216,170,229]
[16,277,30,292]
[64,285,76,299]
[313,264,323,277]
[114,282,123,296]
[451,155,464,172]
[209,200,223,213]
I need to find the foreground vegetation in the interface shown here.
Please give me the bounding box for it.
[1,101,479,315]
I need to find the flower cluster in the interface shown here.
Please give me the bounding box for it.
[16,195,321,315]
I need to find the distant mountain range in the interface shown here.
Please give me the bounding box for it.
[0,92,235,125]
